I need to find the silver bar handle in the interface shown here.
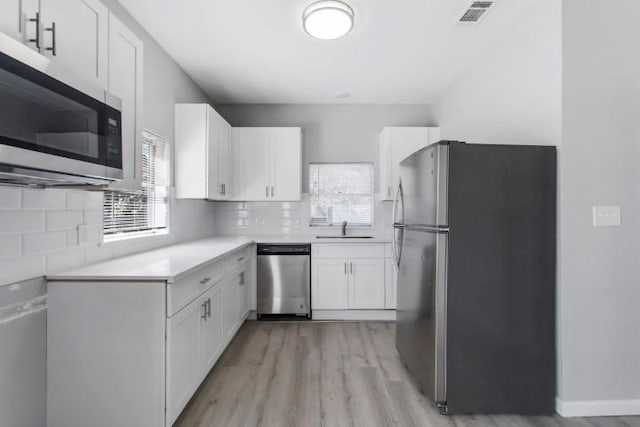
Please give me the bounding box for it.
[265,186,269,197]
[200,277,211,285]
[271,186,274,197]
[350,262,353,274]
[220,183,226,195]
[201,301,207,320]
[237,257,245,262]
[206,298,211,318]
[392,182,404,267]
[28,12,41,49]
[45,22,56,56]
[344,262,347,275]
[405,224,449,233]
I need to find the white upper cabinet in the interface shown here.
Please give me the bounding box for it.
[175,104,233,200]
[232,127,302,201]
[107,13,143,191]
[0,0,39,43]
[379,127,440,200]
[270,128,302,201]
[39,0,109,88]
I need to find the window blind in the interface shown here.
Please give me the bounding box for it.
[309,163,373,226]
[103,131,169,237]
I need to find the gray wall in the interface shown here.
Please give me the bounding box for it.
[216,104,435,192]
[559,0,640,405]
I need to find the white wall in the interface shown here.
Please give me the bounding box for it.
[557,0,640,415]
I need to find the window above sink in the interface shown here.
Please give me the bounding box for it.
[309,163,373,227]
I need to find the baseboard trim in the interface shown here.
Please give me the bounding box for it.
[556,397,640,417]
[312,310,396,321]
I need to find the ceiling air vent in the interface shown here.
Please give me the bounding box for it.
[458,1,495,25]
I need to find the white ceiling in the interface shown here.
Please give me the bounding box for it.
[118,0,536,104]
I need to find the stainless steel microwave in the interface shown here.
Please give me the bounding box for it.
[0,32,123,187]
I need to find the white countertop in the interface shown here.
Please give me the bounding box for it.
[47,237,255,283]
[47,234,392,283]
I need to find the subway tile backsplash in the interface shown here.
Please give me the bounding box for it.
[213,193,394,237]
[0,187,218,286]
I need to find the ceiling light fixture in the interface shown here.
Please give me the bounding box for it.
[303,0,354,40]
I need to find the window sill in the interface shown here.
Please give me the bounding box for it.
[103,229,169,244]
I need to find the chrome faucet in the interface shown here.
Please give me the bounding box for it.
[341,221,347,236]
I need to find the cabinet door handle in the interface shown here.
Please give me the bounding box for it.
[200,277,211,285]
[45,22,56,56]
[237,257,245,262]
[28,12,41,49]
[265,186,269,197]
[220,183,225,195]
[271,186,274,197]
[350,262,353,274]
[206,298,211,318]
[201,301,208,320]
[344,262,347,275]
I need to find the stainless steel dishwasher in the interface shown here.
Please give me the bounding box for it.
[257,244,311,319]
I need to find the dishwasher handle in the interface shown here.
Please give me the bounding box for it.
[257,244,311,255]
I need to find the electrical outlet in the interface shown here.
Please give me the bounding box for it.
[592,206,621,227]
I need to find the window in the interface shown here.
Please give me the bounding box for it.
[309,163,373,227]
[103,131,169,239]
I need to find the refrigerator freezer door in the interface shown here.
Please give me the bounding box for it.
[396,227,448,404]
[398,143,449,228]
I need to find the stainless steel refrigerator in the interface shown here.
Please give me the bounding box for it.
[393,141,556,415]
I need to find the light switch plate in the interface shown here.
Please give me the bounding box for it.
[592,206,621,227]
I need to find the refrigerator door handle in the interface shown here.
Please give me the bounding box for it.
[392,181,405,266]
[405,224,450,234]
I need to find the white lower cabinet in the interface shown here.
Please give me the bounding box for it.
[236,266,250,320]
[311,244,386,311]
[167,296,202,425]
[47,244,255,427]
[312,259,349,309]
[349,259,385,309]
[222,276,238,342]
[198,285,223,386]
[385,258,397,309]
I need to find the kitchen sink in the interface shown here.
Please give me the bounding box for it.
[315,236,374,239]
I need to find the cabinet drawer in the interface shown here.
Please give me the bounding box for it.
[312,243,385,259]
[224,246,251,273]
[168,261,223,317]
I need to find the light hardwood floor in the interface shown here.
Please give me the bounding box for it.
[175,321,640,427]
